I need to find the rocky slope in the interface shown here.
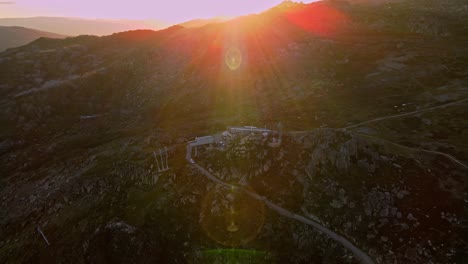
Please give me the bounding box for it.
[198,129,467,263]
[0,0,467,263]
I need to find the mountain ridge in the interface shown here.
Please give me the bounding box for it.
[0,25,67,52]
[0,17,170,36]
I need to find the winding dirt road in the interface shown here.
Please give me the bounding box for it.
[189,159,375,264]
[176,98,468,262]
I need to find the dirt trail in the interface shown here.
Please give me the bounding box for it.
[354,133,468,170]
[343,98,468,129]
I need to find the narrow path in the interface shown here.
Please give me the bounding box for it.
[354,133,468,170]
[282,98,468,171]
[343,98,468,129]
[188,159,375,264]
[284,98,468,135]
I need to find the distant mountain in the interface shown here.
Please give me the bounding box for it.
[0,26,66,51]
[0,17,170,36]
[179,17,230,28]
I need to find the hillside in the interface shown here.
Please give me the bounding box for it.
[0,17,169,36]
[0,26,66,52]
[0,1,467,263]
[179,17,230,28]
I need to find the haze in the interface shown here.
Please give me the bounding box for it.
[0,0,316,23]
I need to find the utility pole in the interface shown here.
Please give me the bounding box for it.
[277,122,283,142]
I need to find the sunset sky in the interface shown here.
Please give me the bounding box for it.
[0,0,316,23]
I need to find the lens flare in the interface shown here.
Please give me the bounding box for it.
[284,2,349,37]
[189,249,274,264]
[201,185,264,247]
[225,47,242,70]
